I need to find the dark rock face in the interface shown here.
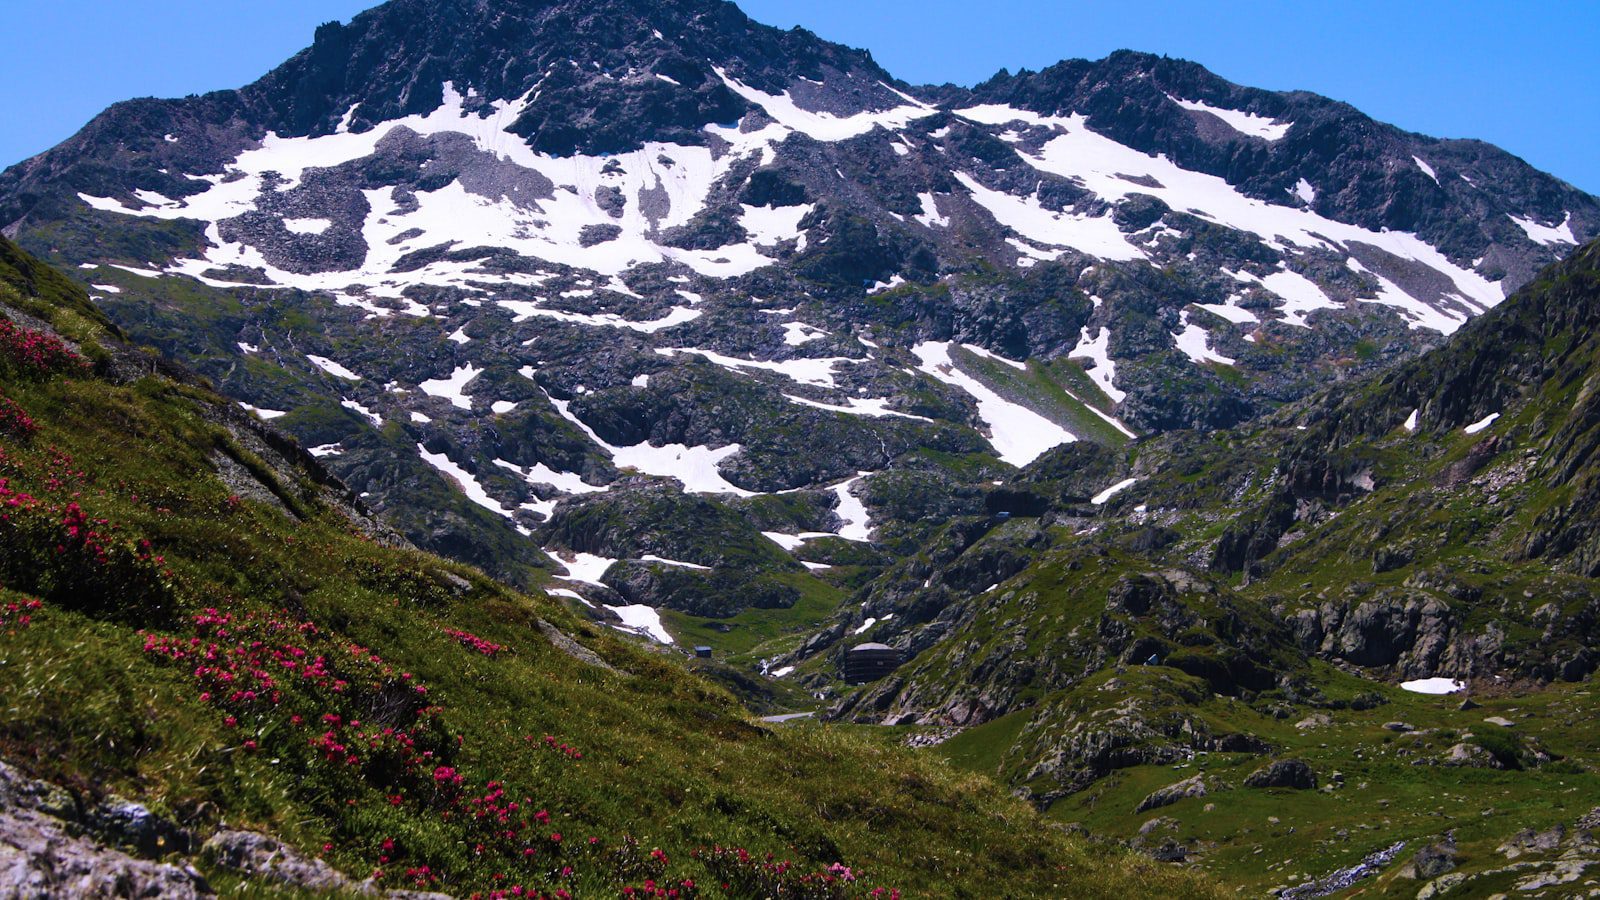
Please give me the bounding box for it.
[1243,758,1317,790]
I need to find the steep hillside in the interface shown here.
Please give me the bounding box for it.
[0,0,1594,614]
[0,234,1218,897]
[787,241,1600,895]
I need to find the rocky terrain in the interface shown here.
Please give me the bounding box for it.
[4,0,1600,894]
[1,0,1594,599]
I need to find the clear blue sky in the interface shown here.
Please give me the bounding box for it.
[2,0,1595,193]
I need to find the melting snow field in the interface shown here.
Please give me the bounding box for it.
[607,604,674,645]
[1464,413,1501,435]
[912,342,1076,466]
[831,475,874,542]
[1400,678,1465,695]
[1172,311,1235,365]
[1069,326,1126,403]
[556,551,619,587]
[307,355,361,380]
[418,444,511,517]
[419,364,483,410]
[550,396,754,496]
[1509,213,1577,247]
[1167,95,1292,141]
[955,105,1504,330]
[1091,478,1139,506]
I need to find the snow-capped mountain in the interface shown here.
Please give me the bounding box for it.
[1,0,1594,597]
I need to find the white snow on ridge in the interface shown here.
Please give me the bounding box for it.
[912,341,1076,466]
[1167,95,1292,141]
[1400,677,1464,695]
[741,203,814,246]
[283,217,332,235]
[914,192,950,229]
[953,172,1146,262]
[782,321,826,346]
[1172,310,1235,365]
[81,81,798,293]
[307,355,361,380]
[783,394,932,422]
[419,364,483,410]
[654,347,858,388]
[713,68,934,142]
[1196,302,1259,325]
[496,298,702,333]
[417,444,511,517]
[341,398,382,427]
[1068,327,1126,403]
[556,551,619,587]
[240,403,287,420]
[1346,258,1469,333]
[607,604,674,645]
[1091,477,1139,506]
[831,474,874,542]
[761,531,835,552]
[549,397,753,496]
[1293,178,1317,204]
[1413,156,1440,185]
[1509,212,1577,247]
[492,458,608,500]
[1464,412,1500,435]
[952,107,1504,323]
[1403,409,1420,433]
[640,554,712,570]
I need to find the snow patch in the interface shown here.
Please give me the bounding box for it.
[607,605,674,645]
[419,364,483,410]
[418,444,510,517]
[913,341,1076,465]
[831,475,874,542]
[1091,478,1139,506]
[307,355,361,380]
[283,217,332,235]
[1400,677,1464,695]
[550,397,753,495]
[1069,326,1126,403]
[1509,212,1577,246]
[341,399,382,427]
[1172,310,1235,365]
[1168,96,1292,141]
[1464,412,1500,435]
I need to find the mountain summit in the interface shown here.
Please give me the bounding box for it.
[0,0,1595,594]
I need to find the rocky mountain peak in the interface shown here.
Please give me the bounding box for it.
[245,0,902,154]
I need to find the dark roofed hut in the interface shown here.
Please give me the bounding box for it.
[842,642,903,684]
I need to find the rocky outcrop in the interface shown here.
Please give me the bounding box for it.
[1243,759,1317,790]
[1134,774,1213,814]
[0,762,210,899]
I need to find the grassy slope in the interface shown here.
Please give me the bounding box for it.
[0,237,1223,897]
[847,244,1600,894]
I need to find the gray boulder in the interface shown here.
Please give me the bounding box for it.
[1244,759,1317,790]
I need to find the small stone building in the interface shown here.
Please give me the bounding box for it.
[842,642,903,684]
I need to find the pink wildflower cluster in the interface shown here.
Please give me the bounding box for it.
[0,465,171,620]
[527,733,582,761]
[0,596,41,629]
[0,319,87,379]
[442,626,507,657]
[694,846,897,900]
[0,392,35,438]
